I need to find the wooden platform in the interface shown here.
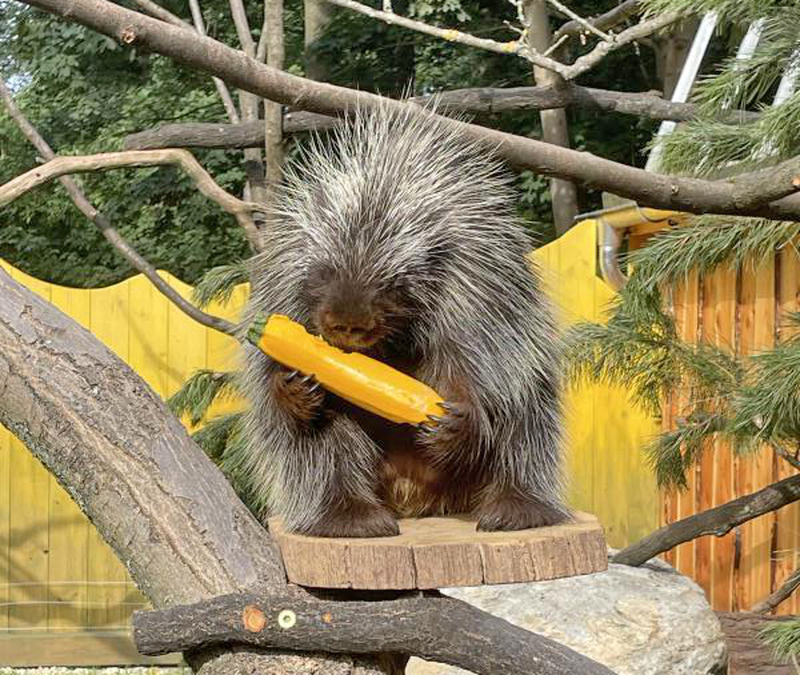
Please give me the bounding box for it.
[269,512,607,589]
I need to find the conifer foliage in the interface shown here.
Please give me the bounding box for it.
[568,0,800,638]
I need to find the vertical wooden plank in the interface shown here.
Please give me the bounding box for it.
[555,221,597,519]
[775,246,800,615]
[672,272,700,577]
[88,280,132,629]
[165,273,209,401]
[47,285,91,631]
[128,274,169,398]
[7,268,51,630]
[695,272,717,601]
[710,266,737,611]
[737,258,777,611]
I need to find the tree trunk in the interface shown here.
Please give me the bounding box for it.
[525,0,579,236]
[264,0,286,228]
[304,0,333,80]
[0,266,391,674]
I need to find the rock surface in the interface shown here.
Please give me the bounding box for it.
[407,555,727,675]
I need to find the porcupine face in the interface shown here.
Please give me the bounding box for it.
[302,261,419,353]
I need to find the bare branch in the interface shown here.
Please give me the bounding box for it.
[566,11,682,80]
[545,0,613,42]
[132,0,240,123]
[752,566,800,614]
[554,0,639,40]
[613,473,800,566]
[20,0,800,222]
[263,0,286,214]
[122,85,760,152]
[132,589,617,675]
[132,0,189,25]
[0,150,262,249]
[229,0,257,58]
[323,0,571,76]
[0,81,238,336]
[322,0,679,79]
[188,0,241,123]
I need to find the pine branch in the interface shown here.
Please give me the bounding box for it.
[732,333,800,444]
[168,370,240,425]
[191,412,243,461]
[192,262,249,308]
[759,617,800,660]
[628,217,800,290]
[647,410,728,488]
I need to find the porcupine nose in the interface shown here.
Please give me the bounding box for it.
[321,309,376,340]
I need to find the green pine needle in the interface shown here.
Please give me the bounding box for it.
[191,412,243,461]
[191,262,249,309]
[761,618,800,662]
[168,369,240,426]
[629,218,800,291]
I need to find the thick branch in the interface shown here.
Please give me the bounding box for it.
[19,0,800,221]
[132,590,616,675]
[123,86,759,151]
[0,80,237,336]
[752,567,800,614]
[0,150,262,249]
[613,473,800,566]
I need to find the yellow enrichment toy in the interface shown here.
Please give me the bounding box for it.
[247,313,446,425]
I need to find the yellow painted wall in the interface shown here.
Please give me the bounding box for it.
[0,218,659,636]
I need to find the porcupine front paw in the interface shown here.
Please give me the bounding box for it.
[417,401,472,462]
[272,368,324,422]
[301,502,400,538]
[476,492,569,531]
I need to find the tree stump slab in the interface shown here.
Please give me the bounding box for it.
[268,512,607,589]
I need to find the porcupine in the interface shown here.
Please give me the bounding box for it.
[238,102,568,538]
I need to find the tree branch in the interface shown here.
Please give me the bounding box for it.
[613,473,800,566]
[0,150,262,249]
[122,85,760,152]
[132,589,616,675]
[326,0,679,79]
[0,80,238,336]
[322,0,566,74]
[18,0,800,221]
[553,0,639,40]
[752,567,800,614]
[565,10,682,80]
[545,0,613,42]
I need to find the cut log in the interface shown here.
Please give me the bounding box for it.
[269,512,607,589]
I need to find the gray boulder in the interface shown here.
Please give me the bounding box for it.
[407,555,727,675]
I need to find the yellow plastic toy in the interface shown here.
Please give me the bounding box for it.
[247,313,445,425]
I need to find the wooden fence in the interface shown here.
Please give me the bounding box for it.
[660,244,800,614]
[0,218,665,664]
